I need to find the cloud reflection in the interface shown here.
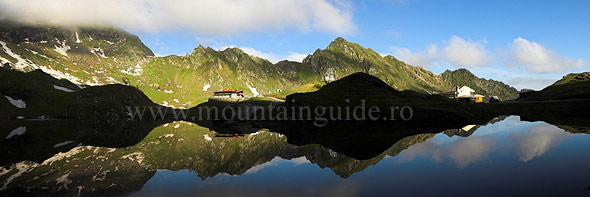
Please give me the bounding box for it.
[511,124,572,162]
[396,119,573,168]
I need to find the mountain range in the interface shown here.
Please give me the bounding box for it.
[0,21,519,107]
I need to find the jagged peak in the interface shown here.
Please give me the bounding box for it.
[326,37,356,50]
[442,68,475,76]
[191,44,217,55]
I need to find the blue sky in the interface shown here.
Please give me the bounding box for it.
[2,0,587,90]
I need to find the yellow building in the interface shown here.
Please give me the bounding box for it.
[475,95,484,103]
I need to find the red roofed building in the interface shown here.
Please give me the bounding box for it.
[213,89,244,100]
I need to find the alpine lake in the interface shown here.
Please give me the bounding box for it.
[1,116,590,196]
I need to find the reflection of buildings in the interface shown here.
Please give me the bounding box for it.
[461,125,476,131]
[443,124,480,137]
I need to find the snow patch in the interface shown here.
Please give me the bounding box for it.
[92,170,110,182]
[16,116,24,120]
[106,77,117,83]
[0,162,39,191]
[4,96,26,108]
[163,133,174,138]
[204,134,212,141]
[56,172,72,190]
[163,90,173,94]
[121,152,145,164]
[120,64,142,76]
[0,41,95,86]
[0,40,35,69]
[173,99,180,103]
[202,84,211,91]
[41,67,85,85]
[53,40,70,57]
[42,146,86,166]
[53,85,75,92]
[75,32,81,43]
[5,127,26,139]
[174,124,180,129]
[249,87,259,97]
[90,48,108,58]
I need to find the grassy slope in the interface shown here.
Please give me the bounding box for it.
[518,81,590,101]
[0,22,520,107]
[0,69,158,119]
[269,81,325,98]
[439,69,519,100]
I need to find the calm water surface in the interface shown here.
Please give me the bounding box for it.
[135,116,590,196]
[1,116,590,196]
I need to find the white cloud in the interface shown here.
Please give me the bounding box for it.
[506,76,557,91]
[390,36,488,68]
[0,0,355,35]
[509,37,585,73]
[218,46,308,64]
[442,36,489,67]
[236,46,280,63]
[286,52,309,62]
[391,45,437,67]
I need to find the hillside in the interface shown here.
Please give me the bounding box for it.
[518,72,590,101]
[551,72,590,86]
[135,46,316,106]
[302,37,443,93]
[0,68,162,119]
[440,69,519,100]
[0,21,520,107]
[0,21,153,84]
[298,38,518,100]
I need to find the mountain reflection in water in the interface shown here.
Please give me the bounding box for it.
[1,116,590,196]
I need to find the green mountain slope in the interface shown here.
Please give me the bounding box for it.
[551,72,590,86]
[0,69,161,119]
[300,38,518,100]
[303,37,442,93]
[0,21,519,107]
[134,46,316,106]
[518,72,590,101]
[0,21,152,85]
[440,68,519,100]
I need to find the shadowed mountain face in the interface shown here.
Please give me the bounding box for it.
[0,69,164,119]
[0,120,165,166]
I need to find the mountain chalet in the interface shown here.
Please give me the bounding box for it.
[213,90,244,100]
[441,86,484,103]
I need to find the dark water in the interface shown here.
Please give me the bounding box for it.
[1,116,590,196]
